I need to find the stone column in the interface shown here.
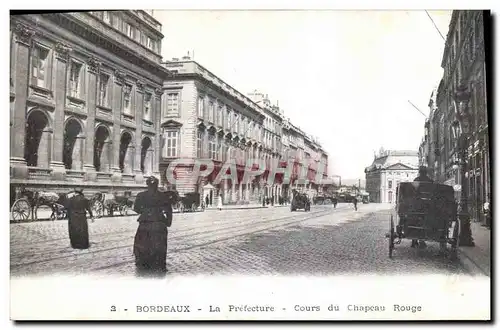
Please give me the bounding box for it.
[10,23,35,179]
[84,56,100,181]
[124,144,134,174]
[152,89,163,178]
[50,42,72,181]
[37,128,52,169]
[100,141,111,173]
[223,178,229,204]
[134,81,145,184]
[110,70,125,183]
[245,181,250,201]
[231,181,236,203]
[71,134,85,171]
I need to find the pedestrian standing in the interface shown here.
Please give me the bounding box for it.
[205,195,210,208]
[217,194,223,211]
[333,196,338,209]
[352,197,358,211]
[66,188,94,250]
[133,177,173,277]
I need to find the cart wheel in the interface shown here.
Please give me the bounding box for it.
[92,201,104,218]
[120,205,129,216]
[389,214,395,258]
[11,199,31,222]
[449,217,461,261]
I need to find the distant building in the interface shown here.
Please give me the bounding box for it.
[364,149,419,203]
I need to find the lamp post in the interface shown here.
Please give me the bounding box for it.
[452,81,475,247]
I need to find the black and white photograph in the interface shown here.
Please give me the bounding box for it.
[7,6,492,321]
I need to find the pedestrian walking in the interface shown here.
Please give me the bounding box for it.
[216,194,223,211]
[133,176,173,277]
[205,195,210,208]
[333,196,338,209]
[66,188,94,250]
[352,197,358,211]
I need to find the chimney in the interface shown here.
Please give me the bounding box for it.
[182,55,191,61]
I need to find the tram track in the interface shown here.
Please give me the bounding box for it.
[11,207,340,271]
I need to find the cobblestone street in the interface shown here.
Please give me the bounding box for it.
[10,203,468,278]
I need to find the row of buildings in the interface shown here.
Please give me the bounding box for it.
[10,11,329,206]
[418,10,490,224]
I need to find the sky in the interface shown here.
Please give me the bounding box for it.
[154,10,452,180]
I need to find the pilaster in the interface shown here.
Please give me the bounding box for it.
[50,42,72,181]
[110,70,125,183]
[83,56,100,181]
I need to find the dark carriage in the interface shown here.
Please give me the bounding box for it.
[178,192,205,212]
[291,190,311,212]
[387,182,460,259]
[10,189,75,222]
[92,191,134,217]
[313,194,334,205]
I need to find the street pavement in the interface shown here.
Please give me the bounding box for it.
[10,203,468,278]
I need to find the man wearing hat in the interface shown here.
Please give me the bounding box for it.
[413,166,433,182]
[66,187,94,249]
[133,176,173,277]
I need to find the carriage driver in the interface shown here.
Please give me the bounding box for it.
[411,166,433,248]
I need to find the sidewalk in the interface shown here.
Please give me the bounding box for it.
[205,203,288,211]
[458,221,490,277]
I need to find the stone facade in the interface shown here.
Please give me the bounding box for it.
[365,150,419,203]
[160,59,329,205]
[421,10,490,223]
[10,11,169,197]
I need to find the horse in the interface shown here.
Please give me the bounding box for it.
[16,189,72,221]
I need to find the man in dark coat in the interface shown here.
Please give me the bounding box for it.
[332,196,338,209]
[414,166,433,182]
[352,196,358,211]
[66,188,93,249]
[133,176,173,277]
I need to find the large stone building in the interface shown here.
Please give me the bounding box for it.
[364,149,419,203]
[420,10,489,224]
[10,12,170,198]
[161,58,329,204]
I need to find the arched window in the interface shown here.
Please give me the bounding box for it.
[94,126,111,172]
[25,110,51,168]
[63,119,83,170]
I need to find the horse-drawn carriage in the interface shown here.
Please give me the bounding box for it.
[10,187,135,222]
[313,194,334,205]
[170,191,205,213]
[291,190,311,212]
[91,191,135,218]
[10,189,85,222]
[387,181,460,259]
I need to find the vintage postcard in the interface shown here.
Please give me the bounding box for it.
[8,7,491,321]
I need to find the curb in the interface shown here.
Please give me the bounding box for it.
[458,248,490,277]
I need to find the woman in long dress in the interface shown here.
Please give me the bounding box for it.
[133,177,173,277]
[66,189,93,249]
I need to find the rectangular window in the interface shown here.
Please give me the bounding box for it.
[144,93,152,121]
[197,130,203,158]
[124,22,135,39]
[31,45,49,88]
[217,105,223,127]
[167,92,179,116]
[209,135,216,159]
[123,84,132,114]
[226,110,231,130]
[388,180,393,189]
[98,73,109,107]
[103,11,111,24]
[198,96,204,118]
[69,60,83,98]
[208,101,215,123]
[164,130,178,158]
